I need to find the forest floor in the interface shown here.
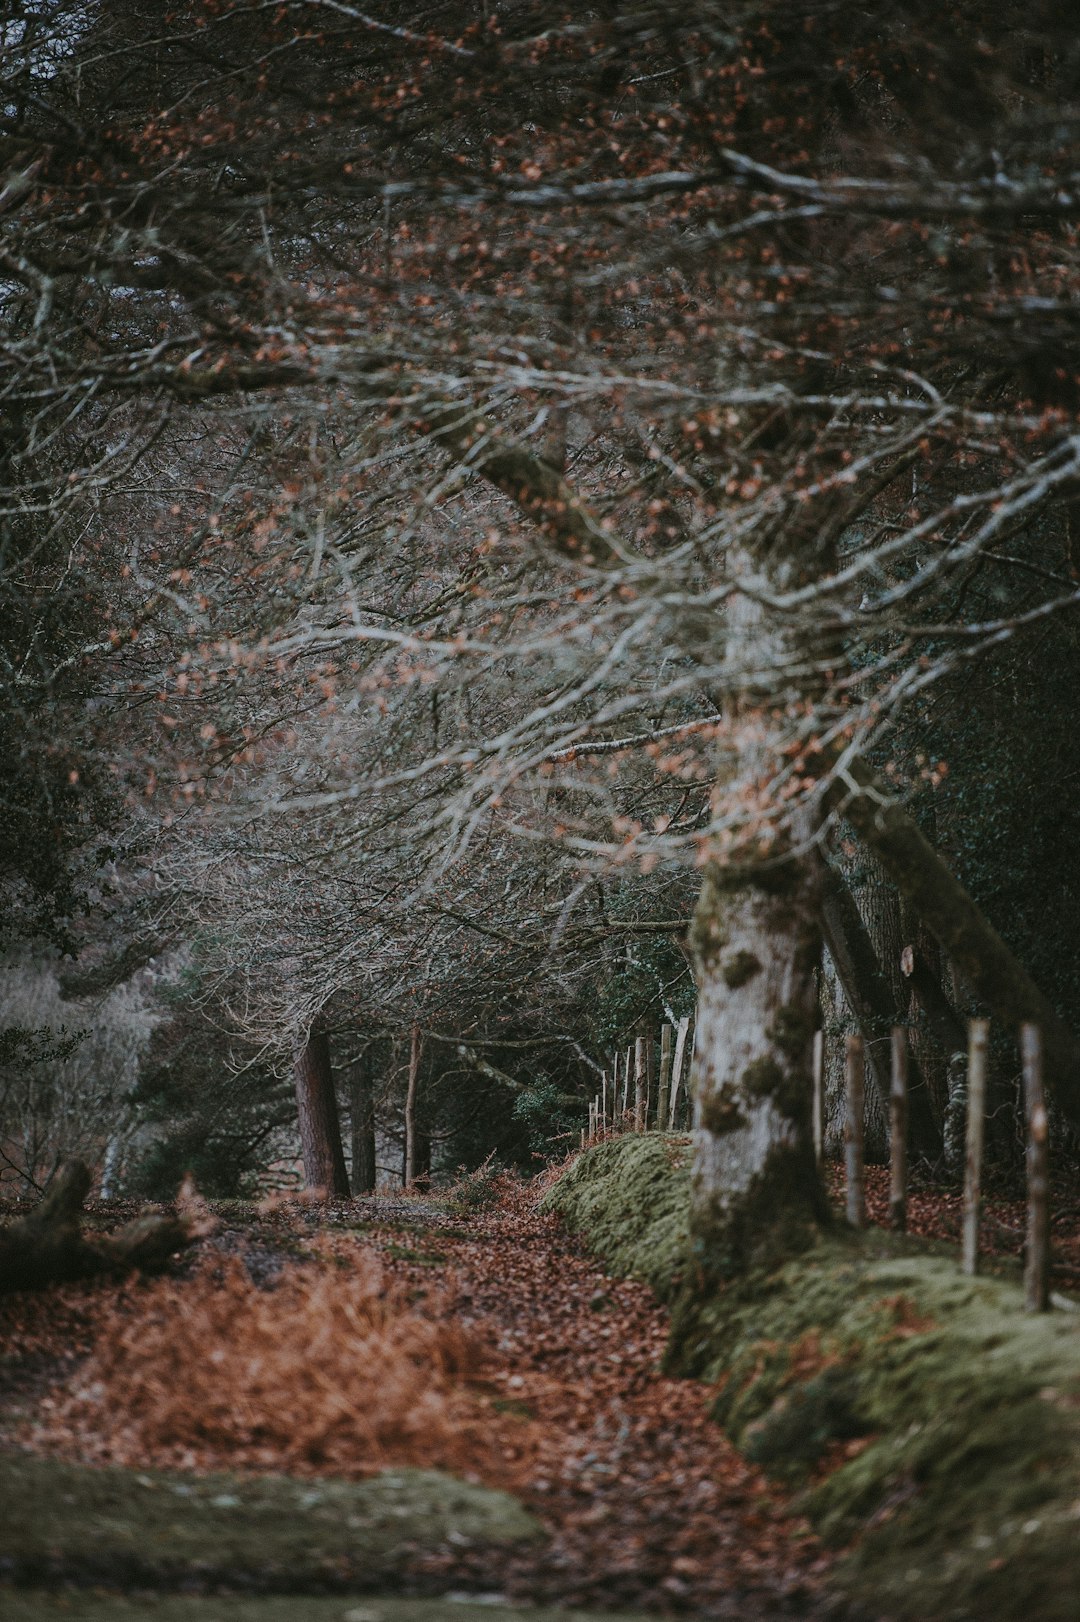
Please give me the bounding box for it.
[3,1155,1080,1620]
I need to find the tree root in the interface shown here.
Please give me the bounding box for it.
[0,1160,202,1294]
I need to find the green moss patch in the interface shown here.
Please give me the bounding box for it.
[0,1596,654,1622]
[540,1135,692,1300]
[0,1452,541,1591]
[546,1137,1080,1621]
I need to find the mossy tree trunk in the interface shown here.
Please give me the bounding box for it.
[687,847,829,1281]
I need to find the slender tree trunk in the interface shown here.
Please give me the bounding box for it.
[293,1022,350,1199]
[349,1046,377,1195]
[405,1023,421,1188]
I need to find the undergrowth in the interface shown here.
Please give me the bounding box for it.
[28,1246,525,1484]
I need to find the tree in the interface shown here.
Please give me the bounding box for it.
[4,2,1080,1260]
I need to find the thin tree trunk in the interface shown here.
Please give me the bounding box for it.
[889,1027,909,1232]
[293,1022,351,1199]
[845,1034,866,1229]
[405,1022,421,1188]
[961,1019,989,1275]
[349,1046,377,1195]
[1022,1024,1050,1313]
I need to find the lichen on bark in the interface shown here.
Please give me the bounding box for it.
[685,852,828,1284]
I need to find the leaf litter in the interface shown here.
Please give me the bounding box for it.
[2,1173,834,1617]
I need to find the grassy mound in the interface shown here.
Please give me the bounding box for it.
[0,1451,540,1590]
[545,1135,1080,1621]
[541,1135,693,1300]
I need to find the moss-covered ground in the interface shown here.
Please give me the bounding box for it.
[1,1597,652,1622]
[0,1452,540,1590]
[544,1135,1080,1621]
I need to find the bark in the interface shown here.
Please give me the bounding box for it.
[833,755,1080,1133]
[821,865,942,1161]
[687,856,828,1280]
[292,1023,350,1199]
[349,1048,377,1195]
[404,1023,420,1189]
[0,1160,197,1295]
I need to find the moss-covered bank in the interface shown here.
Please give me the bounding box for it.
[1,1595,653,1622]
[544,1136,1080,1621]
[0,1452,540,1590]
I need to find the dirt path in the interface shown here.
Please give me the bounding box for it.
[382,1182,834,1617]
[1,1180,837,1619]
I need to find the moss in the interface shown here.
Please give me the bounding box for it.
[767,1004,813,1061]
[0,1453,541,1590]
[546,1141,1080,1621]
[682,1141,826,1290]
[699,1084,747,1135]
[0,1596,654,1622]
[741,1055,785,1100]
[540,1135,691,1301]
[721,949,762,988]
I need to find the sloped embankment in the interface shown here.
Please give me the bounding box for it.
[544,1135,1080,1622]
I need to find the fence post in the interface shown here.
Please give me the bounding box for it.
[623,1045,632,1117]
[889,1026,909,1232]
[657,1023,673,1130]
[669,1014,691,1127]
[812,1028,825,1167]
[961,1018,989,1275]
[845,1033,866,1229]
[634,1036,646,1130]
[1021,1023,1050,1313]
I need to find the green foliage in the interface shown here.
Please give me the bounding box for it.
[510,1077,580,1161]
[587,929,695,1054]
[0,1023,87,1070]
[443,1153,504,1215]
[124,1005,294,1200]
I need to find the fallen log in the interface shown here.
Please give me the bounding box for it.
[0,1160,204,1295]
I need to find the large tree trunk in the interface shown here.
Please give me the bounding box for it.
[821,864,942,1161]
[833,755,1080,1133]
[349,1046,377,1195]
[687,854,829,1281]
[292,1023,350,1199]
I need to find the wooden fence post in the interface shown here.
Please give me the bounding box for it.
[889,1026,909,1232]
[812,1028,824,1167]
[634,1036,646,1131]
[844,1033,866,1229]
[669,1014,691,1127]
[961,1018,989,1275]
[1021,1023,1050,1313]
[657,1023,673,1131]
[623,1045,632,1116]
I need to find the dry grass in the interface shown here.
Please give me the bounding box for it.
[33,1246,527,1482]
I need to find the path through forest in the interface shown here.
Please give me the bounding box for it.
[1,1175,835,1619]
